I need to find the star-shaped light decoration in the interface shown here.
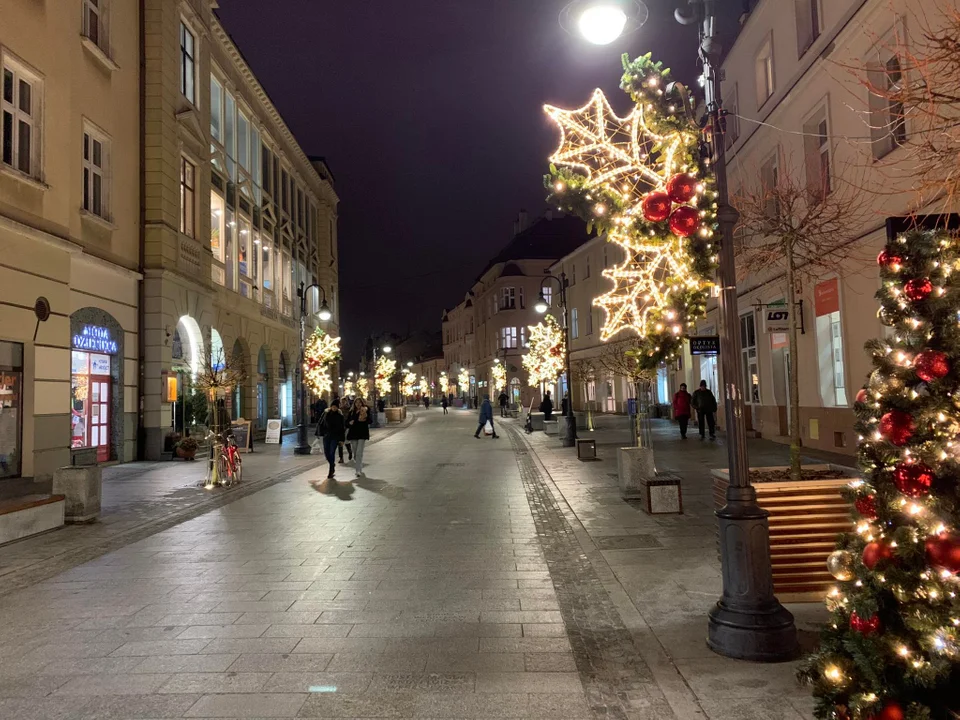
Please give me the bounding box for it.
[491,364,506,393]
[543,53,717,369]
[523,315,565,387]
[402,371,416,398]
[303,329,341,395]
[439,374,449,394]
[375,355,396,397]
[356,376,369,400]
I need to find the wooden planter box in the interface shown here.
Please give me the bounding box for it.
[711,465,858,603]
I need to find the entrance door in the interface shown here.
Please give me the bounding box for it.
[90,376,111,462]
[257,382,266,429]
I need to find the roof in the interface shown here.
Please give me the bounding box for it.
[476,214,594,282]
[500,263,524,277]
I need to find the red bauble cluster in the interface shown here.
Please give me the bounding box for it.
[877,249,903,270]
[666,173,698,203]
[904,277,933,302]
[669,206,700,237]
[855,494,878,519]
[878,410,915,446]
[870,701,905,720]
[914,349,949,382]
[925,533,960,572]
[862,541,894,570]
[641,192,672,222]
[849,611,882,635]
[855,388,868,404]
[893,461,934,497]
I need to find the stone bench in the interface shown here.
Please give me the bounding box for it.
[618,447,682,514]
[543,420,559,436]
[0,494,65,545]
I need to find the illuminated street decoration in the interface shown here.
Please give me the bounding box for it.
[523,316,565,387]
[491,364,506,393]
[375,355,396,397]
[302,329,340,396]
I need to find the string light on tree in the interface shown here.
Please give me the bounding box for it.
[439,373,449,395]
[491,364,506,393]
[342,379,355,397]
[458,368,470,394]
[523,316,565,387]
[355,376,369,400]
[374,355,396,398]
[799,229,960,720]
[402,371,416,399]
[544,53,716,369]
[302,329,341,396]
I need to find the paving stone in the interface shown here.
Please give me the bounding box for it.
[54,673,171,695]
[184,692,307,717]
[158,671,272,694]
[132,653,240,674]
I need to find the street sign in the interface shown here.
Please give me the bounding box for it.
[763,308,790,334]
[689,336,720,355]
[265,419,282,444]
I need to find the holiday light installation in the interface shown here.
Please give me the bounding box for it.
[356,376,369,400]
[375,355,396,398]
[419,376,429,397]
[401,371,416,399]
[799,229,960,720]
[457,368,470,393]
[439,373,449,395]
[523,316,565,387]
[544,53,716,368]
[491,364,506,394]
[342,379,355,398]
[302,329,340,396]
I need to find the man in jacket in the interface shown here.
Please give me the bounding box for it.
[474,395,499,439]
[498,391,509,417]
[672,383,692,439]
[691,380,718,440]
[319,400,346,479]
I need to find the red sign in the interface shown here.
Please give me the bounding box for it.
[815,278,840,317]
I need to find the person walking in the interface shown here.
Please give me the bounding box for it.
[561,391,570,417]
[346,397,371,477]
[692,380,718,440]
[441,396,449,415]
[539,391,554,421]
[319,399,346,480]
[672,383,692,439]
[474,394,499,439]
[423,396,430,409]
[498,391,509,418]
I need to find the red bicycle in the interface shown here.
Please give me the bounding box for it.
[216,432,243,486]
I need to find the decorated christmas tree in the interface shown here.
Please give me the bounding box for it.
[402,371,416,399]
[491,364,506,394]
[302,329,340,396]
[800,229,960,720]
[523,316,565,388]
[375,355,396,398]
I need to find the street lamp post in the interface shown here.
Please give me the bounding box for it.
[295,282,333,456]
[568,0,798,660]
[368,338,392,428]
[536,272,576,448]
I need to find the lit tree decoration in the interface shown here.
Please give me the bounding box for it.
[342,379,355,397]
[439,373,449,395]
[356,376,369,400]
[799,229,960,720]
[375,355,396,397]
[523,316,565,387]
[458,368,470,394]
[401,371,416,398]
[419,376,429,396]
[302,329,340,396]
[491,364,506,393]
[544,53,716,369]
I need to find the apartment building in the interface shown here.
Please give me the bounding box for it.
[1,0,141,501]
[408,356,445,401]
[142,1,339,458]
[442,213,592,409]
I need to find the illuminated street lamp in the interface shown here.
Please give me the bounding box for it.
[537,273,576,448]
[295,282,333,456]
[559,0,648,45]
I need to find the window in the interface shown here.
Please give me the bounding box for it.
[82,127,109,218]
[0,341,24,479]
[499,287,516,310]
[261,144,271,195]
[603,246,608,268]
[868,53,907,159]
[804,109,831,202]
[179,156,195,236]
[2,60,40,177]
[179,22,196,104]
[726,85,740,149]
[571,308,579,339]
[210,191,225,285]
[586,308,593,335]
[83,0,107,51]
[237,111,249,172]
[585,256,591,279]
[224,91,236,178]
[740,313,759,403]
[755,36,775,107]
[210,76,223,142]
[795,0,820,56]
[541,286,553,307]
[571,264,576,285]
[760,153,780,220]
[815,278,847,406]
[520,326,527,347]
[499,326,518,349]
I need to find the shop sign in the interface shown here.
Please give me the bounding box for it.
[265,419,282,444]
[763,308,791,334]
[73,325,118,354]
[815,278,840,317]
[689,336,720,355]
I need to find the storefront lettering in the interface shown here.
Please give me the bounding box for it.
[72,325,118,354]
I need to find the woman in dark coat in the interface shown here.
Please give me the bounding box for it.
[539,391,554,421]
[346,397,371,477]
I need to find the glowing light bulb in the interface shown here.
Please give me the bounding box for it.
[577,5,627,45]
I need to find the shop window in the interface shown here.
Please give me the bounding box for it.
[0,341,23,479]
[71,337,114,463]
[740,313,760,403]
[815,278,847,406]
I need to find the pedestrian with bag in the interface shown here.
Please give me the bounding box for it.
[474,394,499,439]
[692,379,718,440]
[672,383,692,439]
[346,397,371,477]
[539,391,554,421]
[319,399,346,480]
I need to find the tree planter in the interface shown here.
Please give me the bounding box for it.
[711,464,858,602]
[175,446,197,461]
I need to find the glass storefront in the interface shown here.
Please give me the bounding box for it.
[0,341,24,479]
[71,351,113,462]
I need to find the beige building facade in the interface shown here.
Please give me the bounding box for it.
[1,0,141,497]
[141,0,339,458]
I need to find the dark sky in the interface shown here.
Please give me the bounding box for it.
[216,1,734,364]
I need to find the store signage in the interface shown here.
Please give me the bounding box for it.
[265,419,282,444]
[73,325,118,354]
[689,336,720,355]
[815,278,840,317]
[763,308,791,334]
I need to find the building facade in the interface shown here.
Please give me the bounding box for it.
[142,0,339,458]
[1,0,141,498]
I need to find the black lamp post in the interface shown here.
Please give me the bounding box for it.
[367,336,392,428]
[295,282,332,456]
[535,272,576,447]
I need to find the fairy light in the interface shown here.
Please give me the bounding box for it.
[302,329,341,396]
[374,355,396,397]
[523,316,565,387]
[457,368,470,394]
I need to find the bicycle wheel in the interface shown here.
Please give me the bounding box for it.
[233,455,242,484]
[217,454,231,486]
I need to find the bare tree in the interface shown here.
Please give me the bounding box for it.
[596,337,657,448]
[733,149,875,480]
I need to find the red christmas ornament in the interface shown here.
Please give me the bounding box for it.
[849,611,882,635]
[914,349,949,382]
[666,173,698,204]
[877,249,903,269]
[855,495,878,519]
[878,410,915,446]
[669,206,700,237]
[641,192,672,222]
[925,533,960,572]
[862,541,894,570]
[893,461,934,497]
[855,388,868,404]
[873,701,905,720]
[904,277,933,302]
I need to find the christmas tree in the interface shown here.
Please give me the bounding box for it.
[800,229,960,720]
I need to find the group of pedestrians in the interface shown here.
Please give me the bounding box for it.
[672,380,718,440]
[315,396,371,480]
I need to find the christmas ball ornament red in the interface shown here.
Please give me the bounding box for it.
[666,173,698,204]
[862,541,894,570]
[914,349,949,382]
[926,534,960,572]
[669,206,700,237]
[855,495,878,519]
[878,410,914,446]
[849,611,882,635]
[877,249,903,269]
[925,535,948,567]
[855,388,868,404]
[893,461,934,497]
[641,192,672,222]
[873,701,905,720]
[904,277,933,302]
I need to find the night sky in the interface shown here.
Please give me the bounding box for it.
[216,1,737,364]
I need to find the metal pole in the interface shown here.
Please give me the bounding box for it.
[294,283,311,455]
[679,0,798,660]
[559,272,577,447]
[371,343,380,428]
